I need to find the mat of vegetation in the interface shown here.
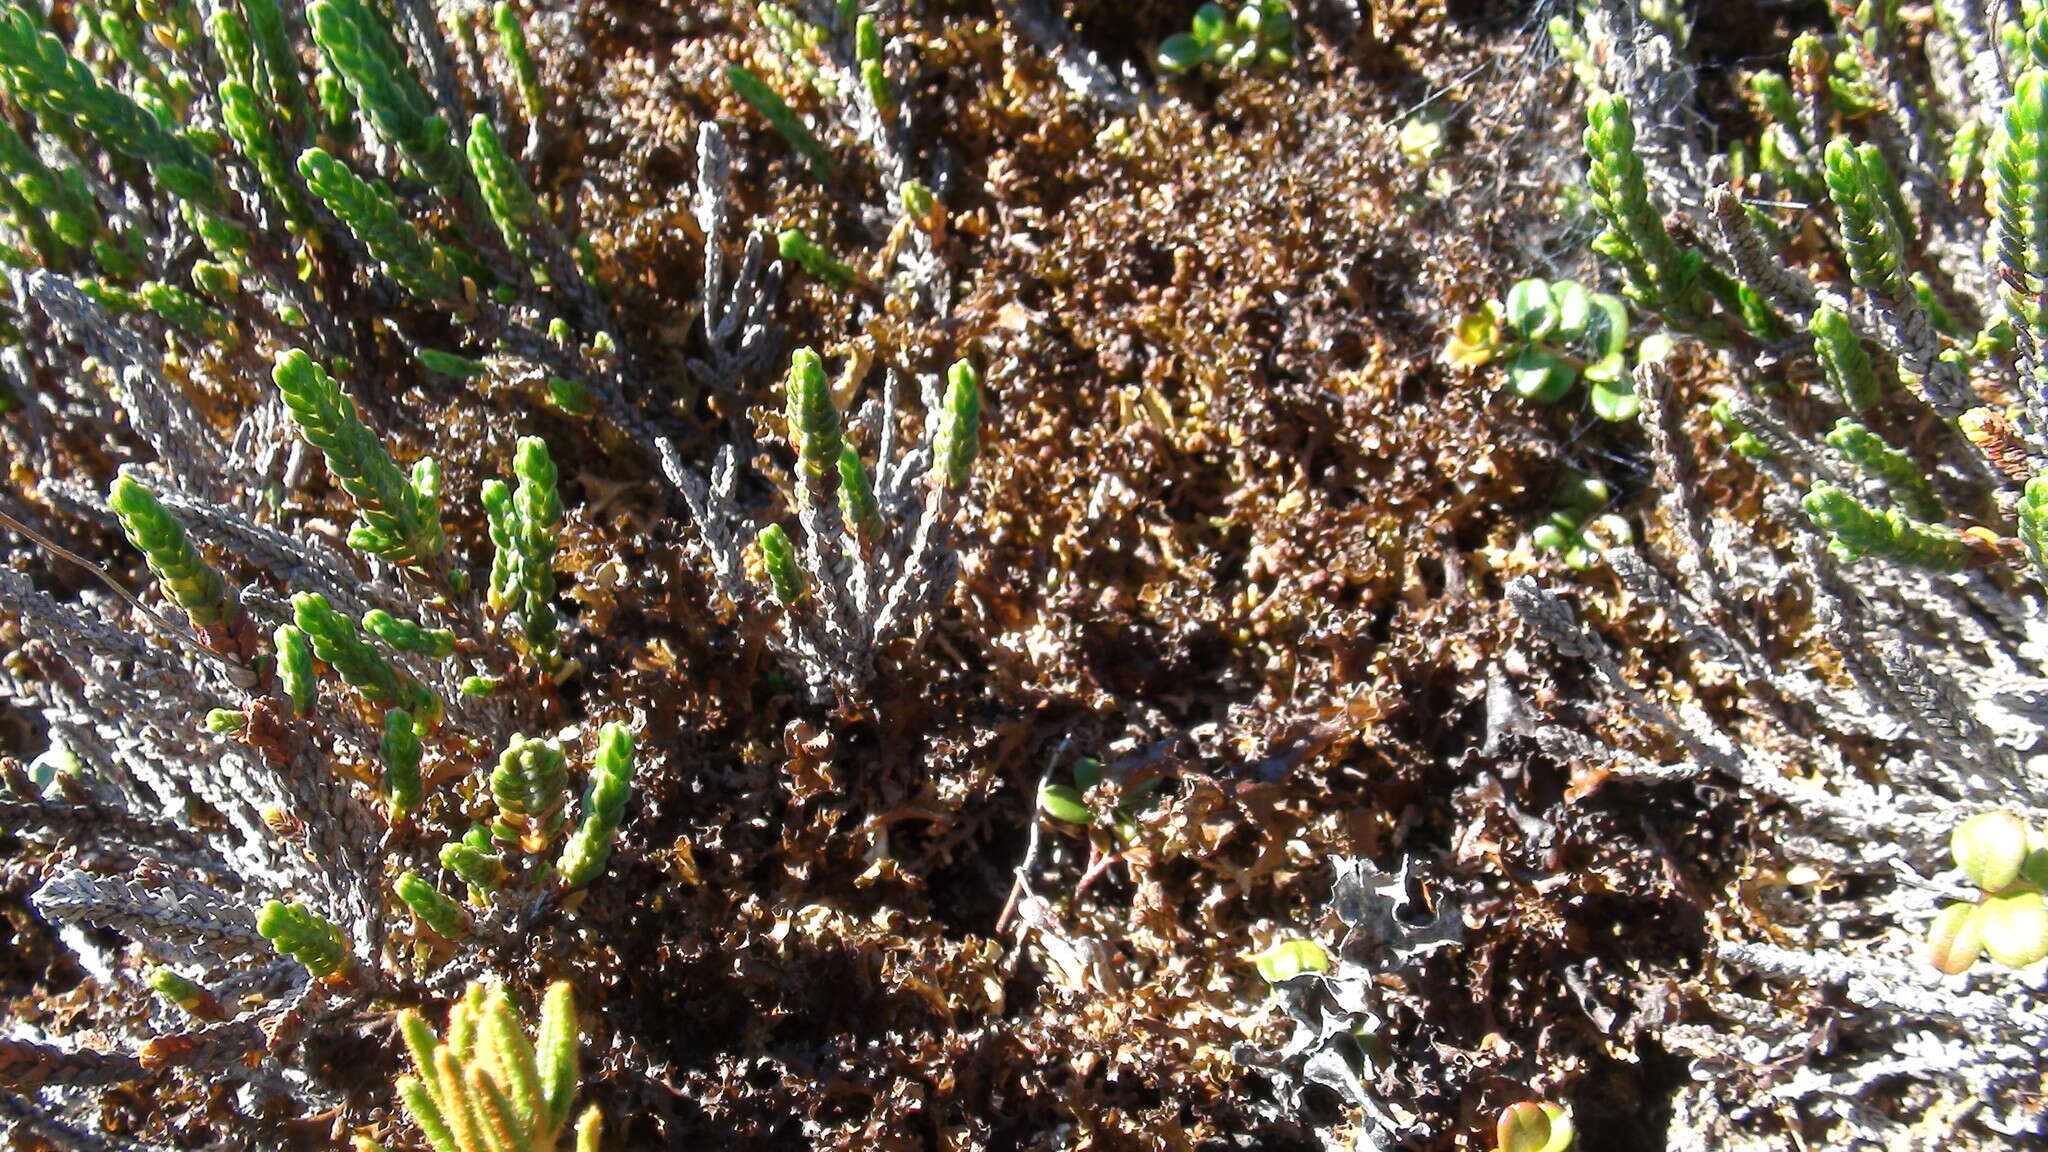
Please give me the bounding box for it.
[2,1,2046,1150]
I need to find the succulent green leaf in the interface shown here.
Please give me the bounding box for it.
[309,0,465,191]
[0,5,218,203]
[145,967,215,1017]
[758,522,803,604]
[556,722,634,888]
[490,734,569,850]
[276,623,315,715]
[1928,900,1984,974]
[1156,33,1209,73]
[784,348,843,483]
[1810,305,1880,411]
[1506,279,1559,340]
[467,114,549,284]
[108,474,241,638]
[482,437,565,670]
[363,609,457,658]
[836,443,882,546]
[1824,419,1945,523]
[1588,377,1639,421]
[1977,890,2048,967]
[274,349,448,568]
[931,359,983,489]
[1825,137,1909,300]
[1954,811,2033,893]
[535,981,580,1132]
[381,707,424,817]
[441,827,506,893]
[257,900,352,980]
[293,591,438,718]
[297,148,464,303]
[727,64,833,178]
[1801,482,1973,570]
[395,872,469,938]
[493,3,546,124]
[777,227,856,288]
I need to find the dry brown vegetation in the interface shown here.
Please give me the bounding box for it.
[462,4,1712,1148]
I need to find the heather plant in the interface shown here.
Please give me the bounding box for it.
[646,4,978,709]
[273,348,451,575]
[291,589,440,719]
[484,437,566,675]
[365,609,459,659]
[258,899,356,985]
[381,723,636,934]
[493,2,546,130]
[724,1,931,192]
[146,966,226,1022]
[669,347,984,704]
[385,981,601,1152]
[468,113,550,286]
[729,61,836,179]
[0,0,1027,1129]
[0,0,670,1139]
[308,0,464,198]
[1509,1,2048,1137]
[106,473,253,661]
[297,146,468,305]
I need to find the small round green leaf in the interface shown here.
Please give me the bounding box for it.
[1582,513,1632,551]
[1509,347,1574,402]
[1589,376,1640,421]
[1246,938,1332,982]
[1156,33,1209,72]
[1258,0,1294,40]
[1637,331,1676,363]
[1563,475,1611,509]
[1954,811,2032,893]
[1505,279,1557,340]
[1497,1102,1575,1152]
[1977,891,2048,967]
[1927,901,1982,974]
[1038,783,1092,825]
[1580,347,1627,385]
[2022,847,2048,891]
[1550,281,1592,340]
[1591,293,1630,358]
